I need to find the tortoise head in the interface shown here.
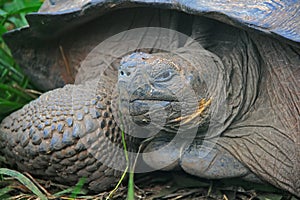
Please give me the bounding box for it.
[116,51,214,137]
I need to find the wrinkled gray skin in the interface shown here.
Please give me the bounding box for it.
[1,18,299,198]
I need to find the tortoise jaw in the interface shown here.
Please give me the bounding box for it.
[129,100,172,116]
[128,98,211,131]
[128,99,182,126]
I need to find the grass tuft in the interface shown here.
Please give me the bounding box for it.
[107,112,135,200]
[0,168,47,200]
[70,177,87,199]
[0,0,42,121]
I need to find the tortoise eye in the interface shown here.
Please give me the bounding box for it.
[155,69,174,82]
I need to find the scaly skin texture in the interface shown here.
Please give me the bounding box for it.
[0,34,299,196]
[0,74,132,192]
[117,50,256,177]
[115,34,300,197]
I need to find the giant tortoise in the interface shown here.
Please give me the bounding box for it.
[0,0,299,197]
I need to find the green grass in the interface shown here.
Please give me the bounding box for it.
[0,168,47,200]
[107,116,135,200]
[0,0,42,121]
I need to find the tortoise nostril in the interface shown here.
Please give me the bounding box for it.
[120,70,131,77]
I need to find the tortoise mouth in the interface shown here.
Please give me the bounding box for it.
[129,94,178,104]
[129,99,178,116]
[128,99,182,126]
[127,98,211,129]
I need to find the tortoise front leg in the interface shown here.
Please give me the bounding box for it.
[180,140,255,180]
[0,78,126,192]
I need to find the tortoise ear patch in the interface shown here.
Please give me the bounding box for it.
[198,98,212,114]
[169,98,211,125]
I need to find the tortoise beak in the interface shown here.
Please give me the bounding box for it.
[128,99,183,128]
[128,83,178,103]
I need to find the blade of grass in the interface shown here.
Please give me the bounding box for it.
[0,47,16,68]
[53,188,74,198]
[127,166,135,200]
[0,98,24,108]
[0,8,7,16]
[24,172,52,197]
[106,127,129,200]
[0,83,33,101]
[70,177,87,199]
[257,194,284,200]
[0,23,6,35]
[0,186,12,197]
[107,111,135,200]
[8,5,42,15]
[0,168,47,200]
[0,67,8,80]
